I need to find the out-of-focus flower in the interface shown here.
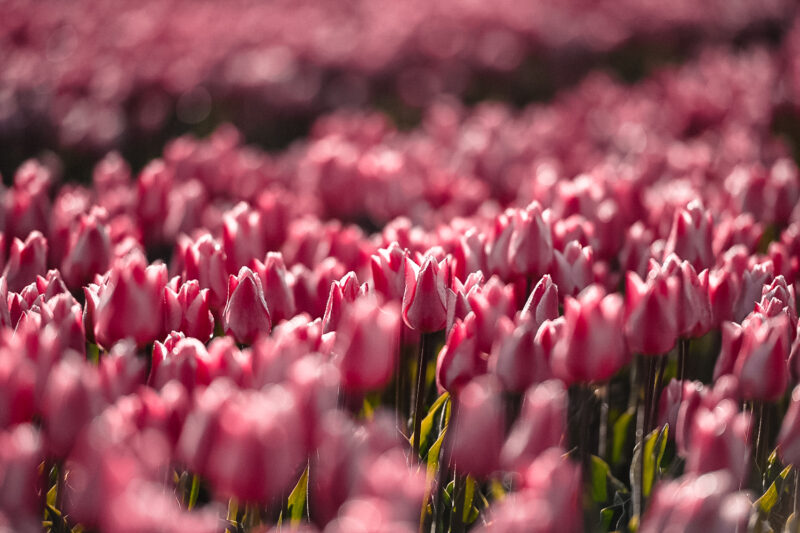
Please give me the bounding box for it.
[500,380,566,473]
[550,241,593,297]
[177,233,228,314]
[371,243,408,302]
[519,274,559,330]
[684,399,751,486]
[663,200,714,271]
[449,376,504,478]
[727,314,790,402]
[333,298,400,392]
[3,232,48,293]
[437,313,486,394]
[0,424,43,517]
[490,319,551,393]
[252,252,296,324]
[61,210,113,288]
[508,202,553,279]
[551,285,628,384]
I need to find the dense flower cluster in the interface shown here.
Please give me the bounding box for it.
[0,0,793,153]
[4,4,800,533]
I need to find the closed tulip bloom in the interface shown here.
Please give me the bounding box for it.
[508,201,554,278]
[685,399,751,486]
[222,202,268,274]
[3,231,48,293]
[61,211,112,289]
[624,269,679,355]
[253,252,296,324]
[163,279,215,342]
[222,267,271,345]
[501,380,566,473]
[334,299,400,392]
[551,285,628,384]
[662,255,712,338]
[402,255,448,332]
[712,321,744,380]
[550,241,593,297]
[733,314,790,402]
[520,274,559,330]
[94,260,168,349]
[449,376,504,479]
[370,243,408,302]
[322,272,360,334]
[468,278,516,352]
[436,313,486,394]
[490,319,551,393]
[178,233,228,314]
[708,267,741,325]
[641,472,751,533]
[663,200,714,271]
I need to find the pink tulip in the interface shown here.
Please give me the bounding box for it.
[163,279,215,341]
[519,274,559,330]
[685,399,751,486]
[449,376,504,478]
[3,231,48,293]
[663,200,714,271]
[61,210,112,288]
[222,267,271,344]
[252,252,296,323]
[551,285,628,384]
[436,314,486,394]
[624,268,679,355]
[402,255,448,332]
[177,233,228,314]
[508,201,553,278]
[370,243,408,302]
[732,314,790,402]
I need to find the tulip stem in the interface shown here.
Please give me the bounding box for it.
[598,385,609,460]
[452,471,467,533]
[412,333,431,459]
[396,327,406,436]
[649,355,667,433]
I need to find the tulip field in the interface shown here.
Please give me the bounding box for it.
[5,1,800,532]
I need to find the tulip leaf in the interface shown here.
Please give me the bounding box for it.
[642,424,668,499]
[462,476,478,524]
[591,455,610,502]
[600,507,615,531]
[612,409,635,465]
[287,466,309,525]
[188,474,200,510]
[415,392,449,458]
[755,481,779,514]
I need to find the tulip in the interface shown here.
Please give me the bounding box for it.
[0,424,43,516]
[3,231,48,293]
[177,233,228,314]
[436,314,486,394]
[732,314,790,402]
[252,252,296,323]
[222,202,268,273]
[550,241,593,297]
[61,210,112,288]
[684,399,751,486]
[641,471,751,533]
[448,376,505,479]
[370,242,408,302]
[778,386,800,467]
[322,272,360,334]
[508,201,553,278]
[624,268,679,355]
[334,298,400,393]
[500,380,566,473]
[519,274,559,330]
[663,200,714,271]
[551,285,628,384]
[402,255,448,332]
[490,319,551,393]
[222,267,271,344]
[163,279,215,342]
[93,260,168,349]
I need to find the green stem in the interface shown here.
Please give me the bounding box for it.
[412,333,432,459]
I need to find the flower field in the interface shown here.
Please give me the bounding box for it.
[4,1,800,532]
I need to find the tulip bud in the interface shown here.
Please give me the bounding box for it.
[500,380,566,473]
[519,274,559,330]
[685,400,751,486]
[449,376,504,479]
[370,243,408,302]
[402,256,448,332]
[178,234,228,314]
[662,255,712,338]
[252,252,296,324]
[222,267,271,345]
[624,269,679,355]
[551,285,628,384]
[712,322,744,380]
[163,280,215,342]
[3,232,48,293]
[490,319,551,393]
[94,260,168,349]
[468,278,516,353]
[436,314,486,394]
[334,299,400,392]
[322,272,359,334]
[0,424,43,516]
[550,241,593,297]
[733,314,790,402]
[486,211,514,280]
[222,202,267,274]
[508,202,553,278]
[61,211,112,288]
[663,200,714,271]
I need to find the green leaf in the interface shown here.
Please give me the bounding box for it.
[287,466,309,526]
[612,409,635,464]
[462,476,476,524]
[642,424,668,498]
[591,455,610,503]
[86,342,100,364]
[600,507,615,531]
[414,392,450,458]
[188,474,200,510]
[755,481,779,514]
